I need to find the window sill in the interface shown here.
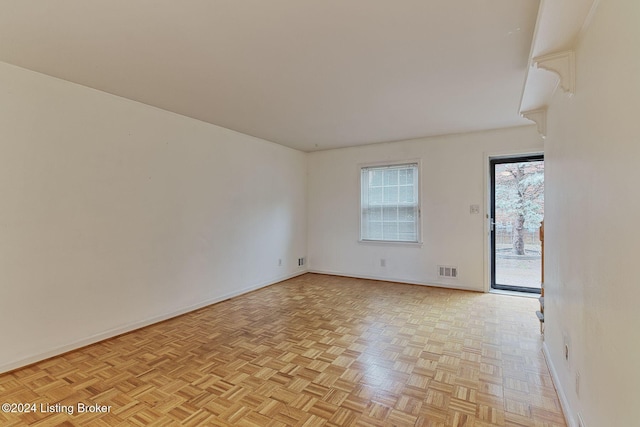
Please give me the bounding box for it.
[358,240,423,247]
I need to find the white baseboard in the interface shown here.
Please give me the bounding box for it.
[543,341,576,427]
[0,270,307,375]
[307,269,483,292]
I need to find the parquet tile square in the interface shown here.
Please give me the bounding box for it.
[0,274,565,426]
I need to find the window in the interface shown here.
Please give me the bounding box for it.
[360,163,420,243]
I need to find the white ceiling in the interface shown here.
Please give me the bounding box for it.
[0,0,541,152]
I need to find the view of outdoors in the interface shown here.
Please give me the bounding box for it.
[494,160,544,290]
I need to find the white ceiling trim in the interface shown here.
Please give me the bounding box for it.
[519,0,600,138]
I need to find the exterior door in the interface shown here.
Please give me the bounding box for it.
[490,155,544,293]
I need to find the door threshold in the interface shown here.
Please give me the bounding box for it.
[489,288,539,298]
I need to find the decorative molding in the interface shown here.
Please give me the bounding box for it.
[521,108,547,139]
[533,51,576,95]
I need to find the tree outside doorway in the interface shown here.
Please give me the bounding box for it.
[492,157,544,291]
[495,161,544,255]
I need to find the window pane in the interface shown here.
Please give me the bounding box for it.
[399,186,413,203]
[406,168,414,182]
[399,222,415,233]
[398,222,416,241]
[369,207,382,221]
[398,169,408,185]
[369,187,383,204]
[371,170,383,186]
[398,232,416,241]
[383,186,398,203]
[383,222,398,240]
[382,206,398,221]
[384,170,398,185]
[398,206,415,221]
[368,222,383,239]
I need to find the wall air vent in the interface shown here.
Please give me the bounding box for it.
[438,265,458,278]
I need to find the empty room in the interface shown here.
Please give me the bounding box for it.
[1,1,638,426]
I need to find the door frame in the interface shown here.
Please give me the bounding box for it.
[483,149,544,293]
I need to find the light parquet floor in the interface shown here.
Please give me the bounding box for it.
[0,273,565,426]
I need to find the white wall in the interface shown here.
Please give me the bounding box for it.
[307,126,543,291]
[0,62,307,373]
[543,1,640,426]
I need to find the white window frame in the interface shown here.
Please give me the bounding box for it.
[359,160,422,244]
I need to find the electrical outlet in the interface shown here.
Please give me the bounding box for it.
[564,344,569,361]
[278,258,282,266]
[470,204,480,214]
[380,259,386,267]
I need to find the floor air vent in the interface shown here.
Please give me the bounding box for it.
[438,265,458,278]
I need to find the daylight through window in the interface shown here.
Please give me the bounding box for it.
[360,163,419,242]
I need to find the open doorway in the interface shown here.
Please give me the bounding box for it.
[490,155,544,293]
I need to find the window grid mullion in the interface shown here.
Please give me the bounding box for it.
[361,163,418,242]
